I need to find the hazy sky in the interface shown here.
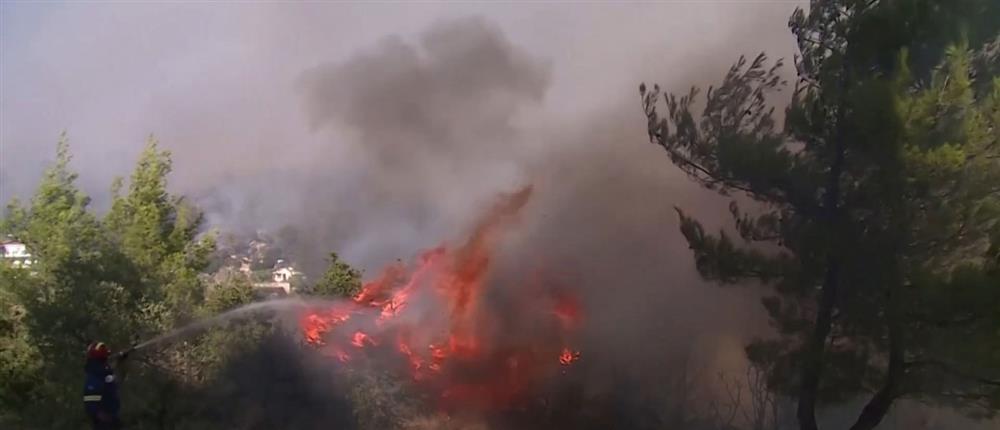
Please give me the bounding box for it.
[0,1,808,382]
[1,1,801,270]
[1,1,797,199]
[5,5,1000,427]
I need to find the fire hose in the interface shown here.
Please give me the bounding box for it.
[113,346,136,361]
[111,337,153,362]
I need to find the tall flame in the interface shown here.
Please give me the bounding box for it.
[299,186,583,411]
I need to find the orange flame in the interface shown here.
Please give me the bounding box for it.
[301,308,351,346]
[351,331,375,348]
[299,186,583,410]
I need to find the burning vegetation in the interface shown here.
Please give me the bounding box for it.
[299,185,583,411]
[6,2,1000,429]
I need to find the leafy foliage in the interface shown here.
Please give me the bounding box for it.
[0,136,288,428]
[0,264,44,427]
[0,134,378,429]
[310,252,363,298]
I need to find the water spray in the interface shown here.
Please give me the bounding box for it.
[111,297,318,360]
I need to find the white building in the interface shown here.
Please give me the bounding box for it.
[0,240,33,268]
[238,257,252,275]
[272,267,297,283]
[247,264,302,295]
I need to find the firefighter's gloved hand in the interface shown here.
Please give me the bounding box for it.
[117,349,131,361]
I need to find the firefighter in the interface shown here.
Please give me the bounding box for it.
[83,342,128,429]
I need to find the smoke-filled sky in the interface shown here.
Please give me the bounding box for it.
[7,3,1000,427]
[1,0,803,396]
[1,1,798,268]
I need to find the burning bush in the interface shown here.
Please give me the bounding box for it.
[299,186,583,412]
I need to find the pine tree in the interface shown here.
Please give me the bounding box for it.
[639,1,1000,429]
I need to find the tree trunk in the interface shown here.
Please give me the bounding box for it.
[796,260,839,430]
[849,370,899,430]
[850,278,904,430]
[797,87,848,429]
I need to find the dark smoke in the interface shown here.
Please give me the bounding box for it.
[7,4,996,427]
[270,15,773,427]
[255,15,996,429]
[281,17,550,275]
[279,16,771,382]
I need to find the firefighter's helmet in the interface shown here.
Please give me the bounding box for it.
[86,342,111,360]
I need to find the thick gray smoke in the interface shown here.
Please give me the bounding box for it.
[186,17,769,390]
[284,17,549,274]
[7,3,995,427]
[273,17,779,415]
[274,16,997,429]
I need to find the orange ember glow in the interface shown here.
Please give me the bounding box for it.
[351,331,375,348]
[559,348,581,366]
[299,186,583,411]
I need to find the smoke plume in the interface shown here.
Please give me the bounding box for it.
[284,17,549,274]
[275,16,780,424]
[12,3,993,428]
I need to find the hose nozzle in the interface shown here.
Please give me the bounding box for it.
[115,345,136,361]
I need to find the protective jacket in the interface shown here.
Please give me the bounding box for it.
[83,358,121,426]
